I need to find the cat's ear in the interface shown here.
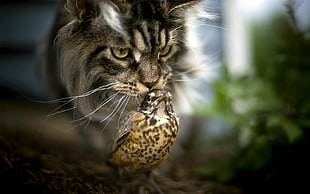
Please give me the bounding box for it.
[65,0,125,35]
[65,0,100,21]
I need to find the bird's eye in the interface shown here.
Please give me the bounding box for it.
[147,95,151,102]
[111,47,130,59]
[158,45,172,58]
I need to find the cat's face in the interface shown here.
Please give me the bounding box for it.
[57,0,200,122]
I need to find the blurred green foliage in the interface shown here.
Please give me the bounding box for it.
[196,2,310,193]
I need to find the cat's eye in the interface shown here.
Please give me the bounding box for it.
[159,46,172,58]
[111,47,130,59]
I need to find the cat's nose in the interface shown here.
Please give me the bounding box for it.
[142,81,157,89]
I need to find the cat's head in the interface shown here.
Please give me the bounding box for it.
[57,0,202,122]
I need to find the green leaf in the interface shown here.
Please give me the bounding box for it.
[282,121,303,143]
[267,114,303,143]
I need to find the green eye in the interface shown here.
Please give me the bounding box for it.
[159,45,172,57]
[111,47,130,59]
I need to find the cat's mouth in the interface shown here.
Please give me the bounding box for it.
[80,78,169,123]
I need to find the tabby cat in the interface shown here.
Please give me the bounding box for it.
[37,0,205,152]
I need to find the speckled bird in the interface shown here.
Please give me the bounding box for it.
[111,89,179,172]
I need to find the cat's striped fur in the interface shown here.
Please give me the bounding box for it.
[37,0,205,152]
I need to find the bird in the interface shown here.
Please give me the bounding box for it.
[111,89,179,192]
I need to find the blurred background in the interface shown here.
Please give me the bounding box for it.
[0,0,310,193]
[0,0,61,98]
[193,0,310,194]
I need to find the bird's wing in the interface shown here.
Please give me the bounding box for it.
[111,115,132,152]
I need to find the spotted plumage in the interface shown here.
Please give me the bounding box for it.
[112,89,179,172]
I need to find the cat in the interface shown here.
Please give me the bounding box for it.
[36,0,208,153]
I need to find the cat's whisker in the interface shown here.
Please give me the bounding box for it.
[33,97,73,104]
[81,117,93,133]
[71,91,121,123]
[45,106,77,117]
[71,119,90,133]
[169,78,201,82]
[171,24,184,34]
[38,85,115,117]
[39,82,120,104]
[68,82,120,101]
[56,115,90,134]
[45,98,82,120]
[191,21,226,31]
[41,105,78,125]
[100,95,129,131]
[117,95,131,129]
[101,95,127,124]
[45,82,120,118]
